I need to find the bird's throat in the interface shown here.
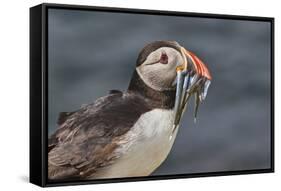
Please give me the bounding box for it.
[128,70,176,109]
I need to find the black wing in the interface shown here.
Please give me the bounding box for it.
[48,92,151,180]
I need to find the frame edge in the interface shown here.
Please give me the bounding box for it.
[30,4,45,187]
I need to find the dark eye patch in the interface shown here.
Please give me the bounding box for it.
[159,53,168,64]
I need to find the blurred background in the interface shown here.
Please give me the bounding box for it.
[48,8,271,176]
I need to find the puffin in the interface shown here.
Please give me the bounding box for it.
[48,40,212,180]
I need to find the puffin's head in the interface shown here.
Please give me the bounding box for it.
[134,40,212,125]
[136,41,211,90]
[136,41,184,91]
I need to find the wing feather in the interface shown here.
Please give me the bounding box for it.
[48,92,150,180]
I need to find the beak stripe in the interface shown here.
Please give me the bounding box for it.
[193,53,211,80]
[185,50,212,80]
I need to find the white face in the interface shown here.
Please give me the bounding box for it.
[136,47,184,91]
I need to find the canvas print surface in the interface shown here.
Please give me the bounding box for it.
[47,8,271,181]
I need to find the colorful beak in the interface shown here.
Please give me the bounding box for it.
[172,47,212,133]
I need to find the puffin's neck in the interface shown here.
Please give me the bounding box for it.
[127,70,176,109]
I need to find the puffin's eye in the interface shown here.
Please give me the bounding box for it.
[160,53,168,64]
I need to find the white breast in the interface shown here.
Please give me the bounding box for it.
[94,109,179,179]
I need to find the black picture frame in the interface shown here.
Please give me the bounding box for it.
[30,3,274,187]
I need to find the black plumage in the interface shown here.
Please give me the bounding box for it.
[48,92,151,179]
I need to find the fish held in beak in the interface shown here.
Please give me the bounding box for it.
[172,47,212,132]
